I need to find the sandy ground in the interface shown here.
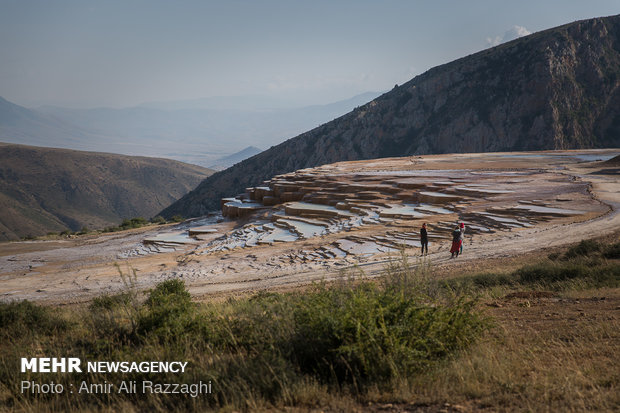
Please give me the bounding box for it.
[0,150,618,305]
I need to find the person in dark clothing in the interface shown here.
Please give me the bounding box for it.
[420,223,428,256]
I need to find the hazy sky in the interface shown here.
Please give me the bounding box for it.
[1,0,618,108]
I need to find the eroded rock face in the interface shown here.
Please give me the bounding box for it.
[162,15,620,218]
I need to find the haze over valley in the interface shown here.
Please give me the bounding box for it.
[0,92,380,167]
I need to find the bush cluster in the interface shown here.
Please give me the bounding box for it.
[1,259,487,411]
[102,216,167,233]
[448,238,620,292]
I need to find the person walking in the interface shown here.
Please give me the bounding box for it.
[459,222,465,255]
[450,225,462,258]
[420,223,428,256]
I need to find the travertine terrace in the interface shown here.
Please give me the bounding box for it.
[1,150,618,303]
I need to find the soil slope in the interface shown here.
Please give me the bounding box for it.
[0,142,213,241]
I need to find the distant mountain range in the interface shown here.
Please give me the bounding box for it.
[161,14,620,218]
[0,143,213,241]
[0,92,381,167]
[208,146,263,171]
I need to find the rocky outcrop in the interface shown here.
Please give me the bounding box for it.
[161,14,620,218]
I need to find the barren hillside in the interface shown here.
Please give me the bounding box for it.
[0,143,213,240]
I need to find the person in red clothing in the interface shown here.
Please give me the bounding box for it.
[450,225,462,258]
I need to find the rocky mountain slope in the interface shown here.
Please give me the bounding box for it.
[0,143,213,241]
[162,14,620,218]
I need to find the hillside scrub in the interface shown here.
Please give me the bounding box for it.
[447,239,620,293]
[100,215,179,233]
[1,258,486,411]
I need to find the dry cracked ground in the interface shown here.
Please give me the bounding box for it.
[1,149,619,305]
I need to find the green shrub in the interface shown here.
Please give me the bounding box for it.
[90,293,132,311]
[137,279,197,342]
[470,272,514,288]
[289,282,485,387]
[603,242,620,259]
[0,300,67,337]
[119,217,149,230]
[171,215,184,223]
[515,260,619,288]
[516,261,591,283]
[564,239,600,259]
[131,217,148,226]
[443,272,514,294]
[150,215,166,224]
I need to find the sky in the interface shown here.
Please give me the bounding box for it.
[1,0,619,108]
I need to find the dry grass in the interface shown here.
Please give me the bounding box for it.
[404,291,620,412]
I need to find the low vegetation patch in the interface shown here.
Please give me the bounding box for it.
[0,300,68,338]
[20,215,177,241]
[1,258,486,411]
[448,239,620,293]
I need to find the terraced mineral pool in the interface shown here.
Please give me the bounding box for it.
[258,225,299,244]
[496,154,551,159]
[353,170,460,177]
[419,191,460,198]
[321,246,348,258]
[285,202,356,217]
[453,186,514,195]
[336,239,397,257]
[466,224,493,233]
[188,226,218,236]
[378,204,428,218]
[143,231,198,245]
[376,236,420,248]
[224,201,264,210]
[512,205,583,215]
[480,214,532,227]
[569,153,619,162]
[277,219,327,238]
[470,171,533,176]
[415,204,454,214]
